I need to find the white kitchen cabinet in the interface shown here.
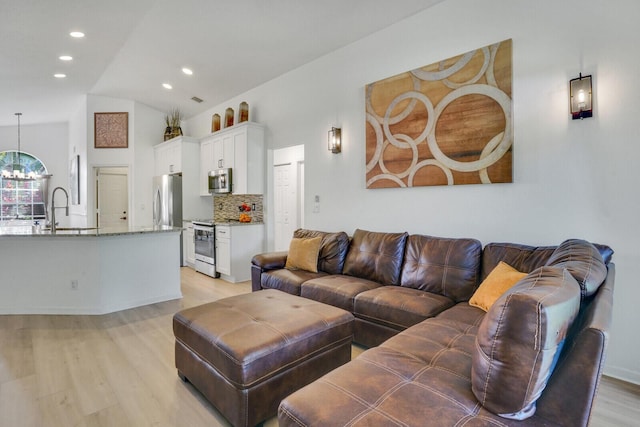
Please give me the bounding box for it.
[154,138,184,175]
[215,226,231,275]
[215,135,235,169]
[199,133,235,195]
[154,136,210,220]
[183,220,195,268]
[199,122,265,195]
[215,223,264,283]
[199,139,215,195]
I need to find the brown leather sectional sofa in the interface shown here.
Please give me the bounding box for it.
[251,229,614,426]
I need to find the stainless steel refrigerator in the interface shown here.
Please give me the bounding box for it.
[153,174,184,265]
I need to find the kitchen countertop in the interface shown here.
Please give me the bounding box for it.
[214,221,264,226]
[0,224,182,237]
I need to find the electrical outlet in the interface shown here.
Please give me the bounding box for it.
[71,279,78,290]
[252,203,256,211]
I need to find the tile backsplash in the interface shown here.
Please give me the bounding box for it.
[213,194,263,223]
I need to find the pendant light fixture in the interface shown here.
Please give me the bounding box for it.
[1,113,48,180]
[15,112,23,176]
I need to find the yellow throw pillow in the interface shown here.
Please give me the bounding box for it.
[285,236,323,273]
[469,261,527,311]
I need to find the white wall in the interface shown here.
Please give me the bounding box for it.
[187,0,640,384]
[86,95,166,227]
[86,95,135,228]
[3,96,178,229]
[132,102,166,226]
[0,121,70,225]
[69,96,88,227]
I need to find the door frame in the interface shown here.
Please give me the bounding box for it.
[92,165,131,228]
[271,145,304,251]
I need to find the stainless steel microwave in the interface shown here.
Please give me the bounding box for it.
[209,168,232,194]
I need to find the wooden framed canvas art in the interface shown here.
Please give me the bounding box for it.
[95,112,128,148]
[365,39,513,188]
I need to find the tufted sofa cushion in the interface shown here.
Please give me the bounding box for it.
[471,267,581,419]
[545,239,608,299]
[353,286,454,331]
[260,268,328,295]
[482,242,557,280]
[401,234,482,302]
[343,229,408,286]
[293,228,350,274]
[279,316,482,426]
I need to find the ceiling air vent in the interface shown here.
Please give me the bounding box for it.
[191,96,204,103]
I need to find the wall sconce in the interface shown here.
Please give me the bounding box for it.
[569,73,593,120]
[328,127,341,153]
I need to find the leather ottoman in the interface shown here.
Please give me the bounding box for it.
[173,289,354,427]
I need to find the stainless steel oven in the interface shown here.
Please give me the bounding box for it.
[193,220,218,277]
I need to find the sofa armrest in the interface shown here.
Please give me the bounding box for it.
[532,263,614,426]
[252,251,289,270]
[251,251,289,292]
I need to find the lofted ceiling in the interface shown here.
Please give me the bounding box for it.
[0,0,445,127]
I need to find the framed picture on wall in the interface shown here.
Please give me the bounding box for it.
[70,154,80,204]
[94,112,128,148]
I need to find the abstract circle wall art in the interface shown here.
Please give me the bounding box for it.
[365,39,513,188]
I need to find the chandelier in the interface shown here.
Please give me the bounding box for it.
[1,113,42,180]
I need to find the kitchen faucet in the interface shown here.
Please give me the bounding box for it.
[51,187,69,233]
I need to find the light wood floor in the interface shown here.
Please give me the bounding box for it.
[0,267,637,426]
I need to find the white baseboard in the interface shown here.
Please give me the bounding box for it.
[604,365,640,386]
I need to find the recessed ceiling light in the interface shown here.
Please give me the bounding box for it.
[54,73,66,78]
[59,55,73,61]
[70,31,85,38]
[162,83,173,89]
[182,68,193,75]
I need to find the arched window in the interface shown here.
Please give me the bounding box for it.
[0,151,49,221]
[0,150,48,176]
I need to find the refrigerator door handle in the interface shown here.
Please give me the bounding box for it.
[153,187,161,226]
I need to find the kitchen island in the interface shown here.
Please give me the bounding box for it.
[0,224,182,315]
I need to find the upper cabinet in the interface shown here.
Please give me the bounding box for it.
[200,122,265,195]
[154,136,199,175]
[154,136,210,219]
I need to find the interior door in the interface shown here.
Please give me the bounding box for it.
[274,163,289,250]
[97,167,128,228]
[274,163,297,251]
[273,145,304,251]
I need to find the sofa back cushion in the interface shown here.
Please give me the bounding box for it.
[293,229,350,274]
[471,266,581,419]
[545,239,607,299]
[482,243,557,280]
[343,229,408,286]
[400,234,482,302]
